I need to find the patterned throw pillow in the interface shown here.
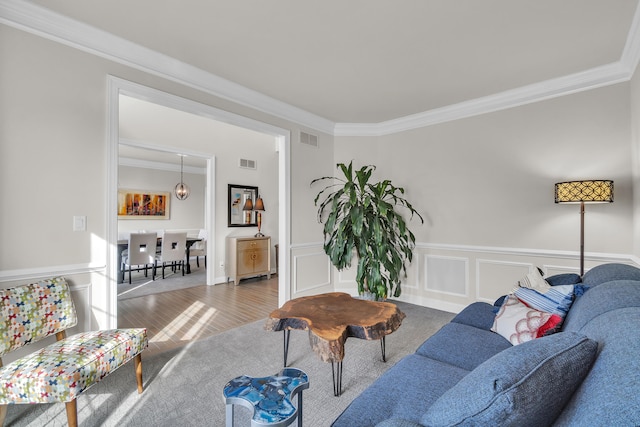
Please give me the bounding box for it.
[515,285,574,336]
[491,294,562,345]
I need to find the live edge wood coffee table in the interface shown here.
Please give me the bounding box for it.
[265,292,406,396]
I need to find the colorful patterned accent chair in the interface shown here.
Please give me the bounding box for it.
[0,277,148,426]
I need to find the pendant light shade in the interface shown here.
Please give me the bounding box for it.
[175,155,190,200]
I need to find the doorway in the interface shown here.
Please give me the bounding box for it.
[107,76,291,329]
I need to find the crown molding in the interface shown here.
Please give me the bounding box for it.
[334,61,631,136]
[0,0,335,135]
[119,157,206,175]
[621,0,640,75]
[2,0,640,137]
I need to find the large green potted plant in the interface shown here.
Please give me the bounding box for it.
[311,161,424,300]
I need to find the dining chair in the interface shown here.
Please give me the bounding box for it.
[122,232,158,284]
[189,229,207,268]
[156,231,187,279]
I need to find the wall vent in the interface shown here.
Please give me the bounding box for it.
[300,131,319,148]
[239,158,257,170]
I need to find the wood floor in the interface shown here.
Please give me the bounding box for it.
[117,275,279,357]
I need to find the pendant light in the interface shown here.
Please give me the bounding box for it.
[175,155,190,200]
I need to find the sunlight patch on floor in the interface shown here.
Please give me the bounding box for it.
[117,279,155,297]
[181,306,218,340]
[151,301,213,343]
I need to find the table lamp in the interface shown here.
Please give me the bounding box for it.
[242,197,253,224]
[254,196,265,237]
[554,180,613,276]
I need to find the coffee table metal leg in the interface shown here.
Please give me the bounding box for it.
[331,361,343,397]
[297,390,304,427]
[283,330,291,366]
[380,336,386,362]
[225,403,234,427]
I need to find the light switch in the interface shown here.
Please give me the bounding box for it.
[73,215,87,231]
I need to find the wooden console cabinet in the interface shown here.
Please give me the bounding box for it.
[226,236,271,285]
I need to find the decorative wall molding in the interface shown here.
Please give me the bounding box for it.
[0,264,106,283]
[334,62,630,136]
[423,254,468,297]
[119,157,206,175]
[292,251,331,293]
[416,242,638,265]
[0,0,335,135]
[2,0,640,137]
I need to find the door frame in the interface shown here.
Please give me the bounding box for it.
[106,76,291,328]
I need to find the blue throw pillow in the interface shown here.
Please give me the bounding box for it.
[421,332,597,427]
[546,273,582,286]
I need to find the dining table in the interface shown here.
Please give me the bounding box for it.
[117,236,202,283]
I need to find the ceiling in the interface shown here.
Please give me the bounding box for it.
[15,1,640,125]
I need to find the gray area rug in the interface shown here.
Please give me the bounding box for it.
[4,301,454,427]
[117,266,207,300]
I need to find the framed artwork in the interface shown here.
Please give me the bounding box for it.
[118,189,170,219]
[228,184,258,227]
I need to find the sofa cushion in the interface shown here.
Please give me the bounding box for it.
[562,280,640,333]
[581,263,640,288]
[553,307,640,426]
[491,294,561,344]
[416,322,511,371]
[331,354,469,427]
[546,273,582,286]
[375,420,423,427]
[450,301,496,330]
[421,332,597,427]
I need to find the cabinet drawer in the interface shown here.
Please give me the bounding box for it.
[237,239,269,251]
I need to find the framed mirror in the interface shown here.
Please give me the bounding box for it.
[228,184,258,227]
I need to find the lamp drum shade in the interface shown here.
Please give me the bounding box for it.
[254,197,265,211]
[555,180,613,204]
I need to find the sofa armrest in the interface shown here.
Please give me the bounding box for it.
[450,301,496,330]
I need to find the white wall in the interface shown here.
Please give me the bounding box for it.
[332,83,636,312]
[630,64,640,258]
[0,23,335,330]
[1,19,639,333]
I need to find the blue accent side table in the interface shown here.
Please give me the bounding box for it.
[223,367,309,427]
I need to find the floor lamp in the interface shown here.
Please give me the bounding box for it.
[554,180,614,276]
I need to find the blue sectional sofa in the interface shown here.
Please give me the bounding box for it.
[332,263,640,426]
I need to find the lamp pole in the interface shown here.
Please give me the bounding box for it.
[579,201,585,276]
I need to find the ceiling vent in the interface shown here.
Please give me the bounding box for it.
[300,131,319,148]
[239,158,257,170]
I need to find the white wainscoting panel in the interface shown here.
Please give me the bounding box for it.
[424,255,468,297]
[292,248,332,295]
[476,259,532,303]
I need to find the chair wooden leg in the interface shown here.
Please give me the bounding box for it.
[134,353,144,393]
[65,399,78,427]
[0,404,7,427]
[196,257,200,268]
[204,256,207,268]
